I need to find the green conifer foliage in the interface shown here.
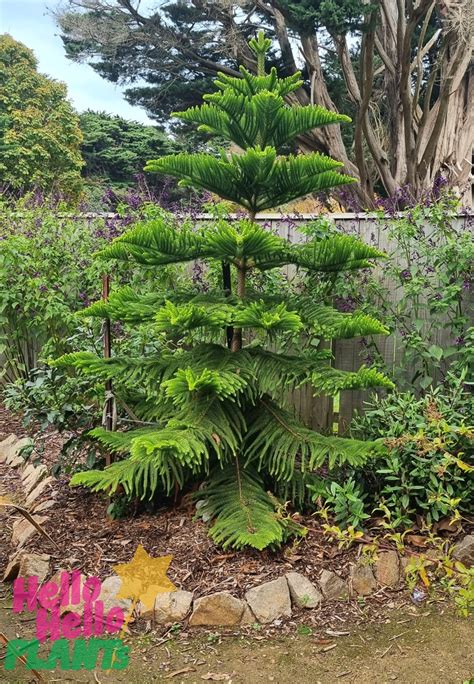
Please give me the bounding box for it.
[59,32,394,550]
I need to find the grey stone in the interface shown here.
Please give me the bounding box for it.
[23,466,48,496]
[11,515,49,547]
[25,477,53,508]
[319,569,348,601]
[144,590,194,623]
[3,555,22,581]
[19,553,51,583]
[3,553,50,583]
[189,591,245,627]
[21,463,37,483]
[350,563,377,596]
[0,435,18,463]
[452,535,474,567]
[59,573,88,616]
[240,603,255,624]
[60,574,131,617]
[375,551,400,587]
[3,437,32,467]
[31,500,56,514]
[9,454,25,468]
[99,575,132,614]
[285,572,322,608]
[245,577,292,623]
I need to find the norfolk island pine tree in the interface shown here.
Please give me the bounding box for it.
[57,32,394,550]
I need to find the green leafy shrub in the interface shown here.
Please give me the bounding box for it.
[308,477,369,529]
[59,32,393,551]
[0,198,188,435]
[0,202,103,384]
[2,366,100,431]
[352,369,474,527]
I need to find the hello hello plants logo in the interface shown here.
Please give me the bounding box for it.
[3,545,176,674]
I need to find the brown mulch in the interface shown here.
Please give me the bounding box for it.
[0,404,465,635]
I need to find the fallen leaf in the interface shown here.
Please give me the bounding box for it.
[405,534,427,547]
[419,566,430,588]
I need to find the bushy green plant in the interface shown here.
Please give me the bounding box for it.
[308,477,369,529]
[0,203,101,383]
[352,370,474,527]
[0,198,189,434]
[2,366,100,431]
[58,32,393,550]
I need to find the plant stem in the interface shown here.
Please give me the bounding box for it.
[230,209,255,352]
[231,264,246,352]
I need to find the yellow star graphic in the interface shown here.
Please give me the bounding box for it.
[113,544,176,611]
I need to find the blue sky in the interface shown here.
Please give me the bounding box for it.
[1,0,154,124]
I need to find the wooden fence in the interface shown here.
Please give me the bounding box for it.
[229,212,472,434]
[2,212,472,433]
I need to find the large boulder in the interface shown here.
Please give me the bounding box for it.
[189,591,245,627]
[285,572,322,608]
[245,577,292,623]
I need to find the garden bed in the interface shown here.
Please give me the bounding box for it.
[1,403,471,637]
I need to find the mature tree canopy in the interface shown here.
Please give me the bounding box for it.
[0,34,83,199]
[56,0,474,208]
[79,110,179,184]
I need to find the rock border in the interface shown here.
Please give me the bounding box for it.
[1,434,56,550]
